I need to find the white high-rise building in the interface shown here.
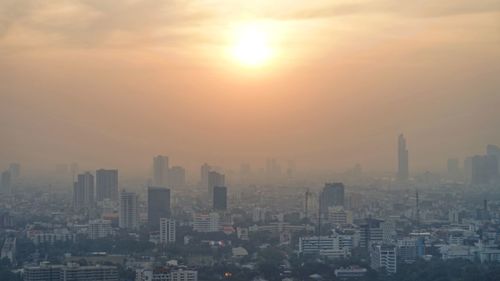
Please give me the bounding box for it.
[119,191,139,230]
[193,212,220,232]
[370,244,397,274]
[160,218,176,244]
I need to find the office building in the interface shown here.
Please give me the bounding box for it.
[200,163,211,189]
[89,219,113,240]
[370,244,397,274]
[320,183,345,216]
[1,237,16,263]
[153,155,169,187]
[24,263,118,281]
[193,212,220,232]
[213,186,227,211]
[136,267,197,281]
[398,134,409,181]
[96,169,118,201]
[73,172,94,209]
[470,155,498,185]
[358,218,384,248]
[148,187,171,230]
[160,218,176,244]
[119,191,139,230]
[207,171,225,203]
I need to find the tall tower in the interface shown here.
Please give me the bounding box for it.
[207,171,225,203]
[319,183,345,216]
[119,191,139,230]
[148,187,171,230]
[153,155,169,187]
[96,169,118,201]
[73,172,95,210]
[200,163,211,189]
[213,186,228,211]
[398,134,409,181]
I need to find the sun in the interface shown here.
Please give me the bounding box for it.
[230,23,273,67]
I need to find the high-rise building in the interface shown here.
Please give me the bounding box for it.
[1,170,11,194]
[320,183,345,215]
[73,172,94,209]
[358,218,384,248]
[24,263,118,281]
[207,171,225,203]
[159,218,176,244]
[200,163,211,189]
[193,212,220,232]
[89,219,113,240]
[0,237,15,263]
[169,166,186,189]
[213,186,227,211]
[153,155,169,187]
[370,244,397,274]
[96,169,118,201]
[397,134,409,181]
[119,191,139,230]
[148,187,171,230]
[470,155,498,185]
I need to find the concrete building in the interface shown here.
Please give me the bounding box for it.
[148,187,171,230]
[89,219,113,240]
[207,171,225,204]
[119,191,139,230]
[160,218,176,244]
[320,182,345,216]
[24,263,118,281]
[193,212,220,233]
[213,186,227,211]
[96,169,118,202]
[370,244,397,274]
[1,237,16,263]
[73,172,95,210]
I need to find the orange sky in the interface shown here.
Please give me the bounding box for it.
[1,0,499,175]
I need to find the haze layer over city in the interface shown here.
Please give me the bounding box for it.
[0,1,500,281]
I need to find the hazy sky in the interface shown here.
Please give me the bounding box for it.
[1,0,499,174]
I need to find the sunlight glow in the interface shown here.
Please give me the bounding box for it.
[230,23,273,67]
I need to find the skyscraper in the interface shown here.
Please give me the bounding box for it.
[470,155,498,185]
[169,166,186,189]
[73,172,94,209]
[153,155,169,187]
[119,191,139,230]
[213,186,227,211]
[148,186,171,230]
[96,169,118,201]
[1,171,11,194]
[159,218,176,244]
[200,163,211,188]
[207,171,225,203]
[397,134,409,181]
[320,183,345,215]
